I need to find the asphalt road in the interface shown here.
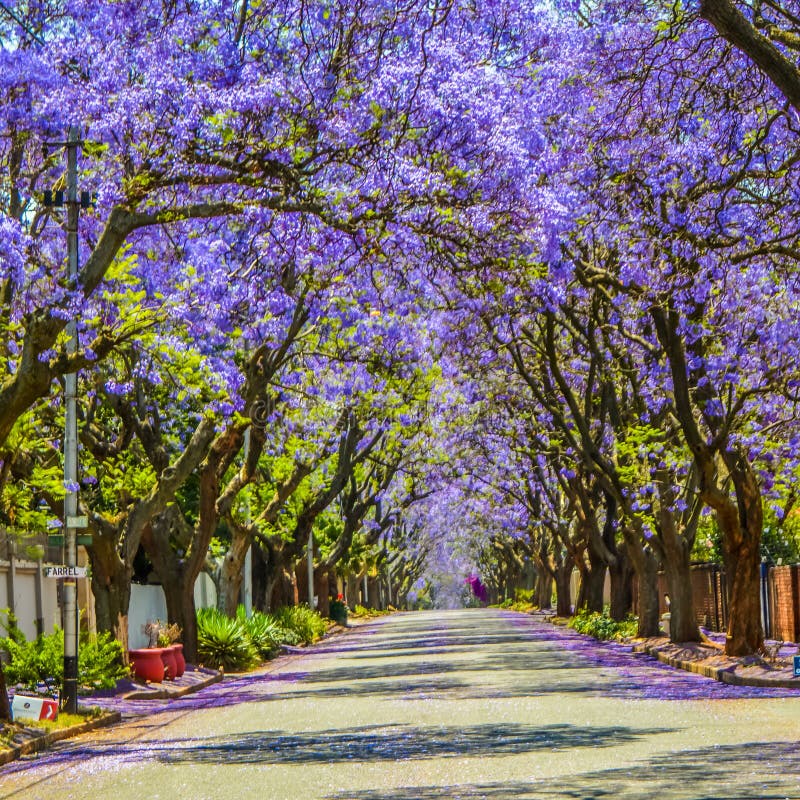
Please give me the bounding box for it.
[1,609,799,799]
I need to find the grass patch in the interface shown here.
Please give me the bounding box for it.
[1,706,105,750]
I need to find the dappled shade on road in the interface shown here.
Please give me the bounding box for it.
[148,722,673,766]
[324,739,800,800]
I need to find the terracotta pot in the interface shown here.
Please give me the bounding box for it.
[171,644,186,677]
[128,649,166,683]
[160,646,178,680]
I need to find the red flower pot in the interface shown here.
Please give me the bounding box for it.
[128,649,166,683]
[161,646,178,680]
[171,644,186,678]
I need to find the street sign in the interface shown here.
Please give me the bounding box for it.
[45,566,88,579]
[11,695,59,722]
[794,655,800,678]
[66,515,88,528]
[48,534,93,546]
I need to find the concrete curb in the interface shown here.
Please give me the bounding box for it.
[633,642,800,688]
[1,666,222,767]
[120,667,224,700]
[534,612,800,690]
[0,710,122,767]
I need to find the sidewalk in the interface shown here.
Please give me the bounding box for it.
[536,612,800,690]
[0,664,223,767]
[631,635,800,689]
[0,620,359,767]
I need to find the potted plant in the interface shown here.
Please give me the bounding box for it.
[128,621,167,683]
[158,623,184,678]
[329,595,348,627]
[128,621,183,682]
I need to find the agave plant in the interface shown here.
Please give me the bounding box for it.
[236,606,285,658]
[196,608,258,672]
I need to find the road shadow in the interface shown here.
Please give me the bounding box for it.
[263,675,467,701]
[146,721,673,766]
[323,739,800,799]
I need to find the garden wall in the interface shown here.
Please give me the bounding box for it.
[631,562,800,640]
[769,565,800,642]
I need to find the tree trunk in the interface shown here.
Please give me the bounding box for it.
[633,546,660,638]
[88,536,132,648]
[608,545,634,622]
[367,576,380,608]
[660,524,700,643]
[159,568,195,661]
[720,458,764,655]
[537,572,553,609]
[554,560,573,617]
[0,662,11,721]
[315,568,330,616]
[220,529,251,616]
[578,549,606,613]
[345,573,359,607]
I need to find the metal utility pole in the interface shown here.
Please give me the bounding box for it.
[62,124,81,714]
[241,425,253,617]
[307,528,315,608]
[43,125,94,713]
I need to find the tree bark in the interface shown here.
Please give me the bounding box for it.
[660,523,701,643]
[718,453,764,655]
[88,533,132,648]
[220,531,252,617]
[0,662,12,721]
[632,545,660,638]
[699,0,800,113]
[608,544,635,622]
[536,571,554,609]
[580,548,606,613]
[554,559,573,617]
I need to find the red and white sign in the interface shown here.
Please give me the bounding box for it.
[11,695,59,722]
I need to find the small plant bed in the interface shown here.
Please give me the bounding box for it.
[349,605,393,619]
[1,613,130,697]
[1,706,118,764]
[491,599,538,613]
[196,604,328,672]
[490,589,538,614]
[568,608,639,641]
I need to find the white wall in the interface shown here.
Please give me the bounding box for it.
[0,561,61,640]
[127,574,217,649]
[127,584,169,649]
[2,563,217,649]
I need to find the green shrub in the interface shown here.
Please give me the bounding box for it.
[514,588,536,604]
[569,608,638,641]
[271,605,327,644]
[0,621,128,693]
[236,606,285,658]
[351,605,391,618]
[196,607,258,671]
[80,632,130,690]
[328,598,348,626]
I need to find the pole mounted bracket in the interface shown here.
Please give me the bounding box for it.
[43,190,97,209]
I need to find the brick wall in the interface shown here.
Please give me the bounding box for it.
[769,565,800,642]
